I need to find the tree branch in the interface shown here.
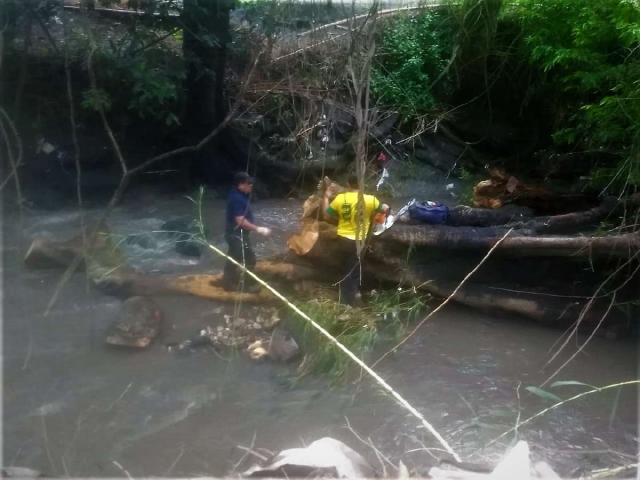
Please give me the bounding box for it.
[86,23,128,174]
[32,9,60,55]
[44,51,264,315]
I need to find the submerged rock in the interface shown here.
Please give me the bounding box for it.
[161,218,205,258]
[105,296,162,348]
[168,309,298,362]
[247,328,299,362]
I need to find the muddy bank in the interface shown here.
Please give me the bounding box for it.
[2,193,638,477]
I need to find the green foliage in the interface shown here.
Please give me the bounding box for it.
[505,0,640,193]
[588,152,640,193]
[525,386,562,403]
[81,88,112,112]
[451,0,503,79]
[296,289,429,383]
[372,11,455,116]
[550,380,598,390]
[452,166,481,206]
[0,0,59,45]
[91,27,186,125]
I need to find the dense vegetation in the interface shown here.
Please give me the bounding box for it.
[0,0,638,198]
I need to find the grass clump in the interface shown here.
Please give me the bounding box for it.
[295,288,430,383]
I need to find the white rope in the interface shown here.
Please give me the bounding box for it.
[205,240,461,462]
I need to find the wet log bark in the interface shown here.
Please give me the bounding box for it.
[23,230,272,304]
[383,224,640,258]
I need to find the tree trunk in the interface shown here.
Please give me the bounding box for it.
[182,0,233,133]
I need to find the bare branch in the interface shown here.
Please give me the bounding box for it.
[85,22,128,175]
[372,228,514,369]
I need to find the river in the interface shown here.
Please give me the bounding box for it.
[2,188,638,477]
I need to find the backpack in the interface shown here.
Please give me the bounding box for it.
[408,201,450,225]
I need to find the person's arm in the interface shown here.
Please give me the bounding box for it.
[323,193,338,223]
[236,215,271,236]
[235,216,258,232]
[373,195,388,213]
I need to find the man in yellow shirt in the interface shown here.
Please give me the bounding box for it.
[323,174,388,305]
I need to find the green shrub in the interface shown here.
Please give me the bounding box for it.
[85,27,185,126]
[506,0,640,194]
[371,11,455,117]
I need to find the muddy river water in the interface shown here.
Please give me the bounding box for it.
[2,189,638,477]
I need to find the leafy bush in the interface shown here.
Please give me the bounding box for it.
[371,11,455,117]
[506,0,640,193]
[85,27,185,126]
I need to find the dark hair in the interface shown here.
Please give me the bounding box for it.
[347,174,359,188]
[234,172,254,186]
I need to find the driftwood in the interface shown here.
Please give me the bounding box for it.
[473,167,598,214]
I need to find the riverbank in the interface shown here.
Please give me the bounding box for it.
[2,190,638,477]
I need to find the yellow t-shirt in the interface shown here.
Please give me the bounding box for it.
[327,191,382,240]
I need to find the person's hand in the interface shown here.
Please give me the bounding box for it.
[256,226,272,237]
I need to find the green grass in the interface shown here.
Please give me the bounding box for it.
[294,287,431,383]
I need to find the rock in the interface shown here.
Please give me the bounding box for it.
[161,218,204,258]
[410,132,466,173]
[232,318,246,328]
[264,315,281,330]
[105,297,162,348]
[242,437,376,478]
[248,344,269,360]
[246,328,299,362]
[252,322,262,330]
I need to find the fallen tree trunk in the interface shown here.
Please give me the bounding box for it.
[23,179,638,330]
[383,224,640,258]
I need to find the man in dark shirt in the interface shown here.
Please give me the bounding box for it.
[222,172,272,293]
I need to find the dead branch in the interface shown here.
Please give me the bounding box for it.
[296,5,440,38]
[14,12,33,109]
[63,2,88,289]
[540,250,640,386]
[128,27,181,57]
[270,32,349,64]
[0,106,25,225]
[86,23,128,175]
[44,51,264,315]
[372,228,513,369]
[32,8,60,55]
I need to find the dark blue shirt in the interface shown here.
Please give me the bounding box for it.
[226,188,254,232]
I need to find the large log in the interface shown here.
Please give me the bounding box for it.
[24,229,273,304]
[382,224,640,258]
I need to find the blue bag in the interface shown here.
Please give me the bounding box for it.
[408,201,450,225]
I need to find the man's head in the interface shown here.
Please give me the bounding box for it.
[234,172,254,194]
[346,174,359,190]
